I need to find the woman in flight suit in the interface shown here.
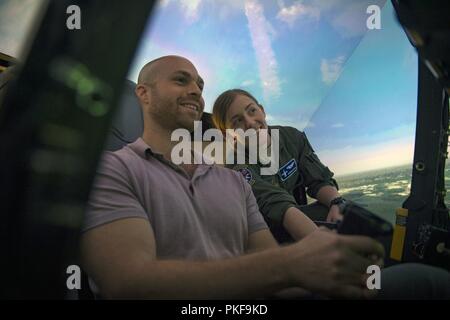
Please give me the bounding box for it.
[212,89,346,243]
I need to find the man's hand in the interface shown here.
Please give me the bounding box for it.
[285,229,385,299]
[326,205,343,223]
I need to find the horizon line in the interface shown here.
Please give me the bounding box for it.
[334,162,414,179]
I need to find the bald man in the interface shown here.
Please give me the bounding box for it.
[80,56,450,299]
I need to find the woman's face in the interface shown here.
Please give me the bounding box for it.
[225,94,268,131]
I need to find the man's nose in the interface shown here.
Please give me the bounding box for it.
[187,81,202,97]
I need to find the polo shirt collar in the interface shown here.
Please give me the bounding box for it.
[128,138,214,171]
[128,137,156,159]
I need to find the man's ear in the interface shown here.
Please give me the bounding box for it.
[135,84,150,105]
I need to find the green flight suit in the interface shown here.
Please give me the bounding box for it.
[229,126,338,241]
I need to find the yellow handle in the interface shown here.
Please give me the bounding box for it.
[390,208,408,261]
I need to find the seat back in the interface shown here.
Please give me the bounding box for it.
[105,79,144,151]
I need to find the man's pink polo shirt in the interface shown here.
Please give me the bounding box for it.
[84,138,268,260]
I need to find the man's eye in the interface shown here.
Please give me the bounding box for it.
[249,107,256,114]
[175,77,187,84]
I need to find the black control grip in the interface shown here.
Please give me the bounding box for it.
[338,203,393,238]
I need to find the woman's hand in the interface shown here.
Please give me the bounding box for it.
[326,205,343,223]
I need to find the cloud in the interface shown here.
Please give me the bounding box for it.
[244,0,281,102]
[330,2,373,39]
[276,1,320,27]
[241,79,255,87]
[215,0,248,20]
[163,0,246,23]
[331,123,344,128]
[321,55,345,85]
[180,0,202,24]
[323,0,387,38]
[266,113,313,131]
[158,0,171,7]
[305,121,315,128]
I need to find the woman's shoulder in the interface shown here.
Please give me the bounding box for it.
[269,125,306,140]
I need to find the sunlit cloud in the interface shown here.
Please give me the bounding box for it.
[316,0,387,38]
[162,0,246,22]
[241,79,255,87]
[321,56,345,85]
[244,0,281,102]
[180,0,202,24]
[214,0,248,20]
[305,121,315,128]
[158,0,171,7]
[331,2,376,38]
[276,1,320,27]
[266,113,313,131]
[331,123,344,128]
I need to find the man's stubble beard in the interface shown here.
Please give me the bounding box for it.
[148,89,197,133]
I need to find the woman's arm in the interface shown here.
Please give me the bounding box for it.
[283,206,318,240]
[316,185,343,222]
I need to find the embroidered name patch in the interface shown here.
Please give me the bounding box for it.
[278,158,297,181]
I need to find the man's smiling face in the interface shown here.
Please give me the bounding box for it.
[138,56,205,132]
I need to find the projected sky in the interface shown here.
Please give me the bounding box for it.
[1,0,418,175]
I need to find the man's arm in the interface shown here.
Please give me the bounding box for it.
[81,217,288,299]
[81,217,384,299]
[246,229,279,253]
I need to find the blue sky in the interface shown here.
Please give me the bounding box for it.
[129,0,418,176]
[1,0,418,176]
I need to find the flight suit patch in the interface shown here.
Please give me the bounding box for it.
[235,166,255,185]
[278,158,297,182]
